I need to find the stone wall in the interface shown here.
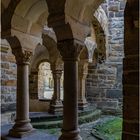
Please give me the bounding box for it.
[86,0,125,114]
[1,39,17,124]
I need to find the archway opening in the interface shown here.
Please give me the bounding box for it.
[38,62,64,100]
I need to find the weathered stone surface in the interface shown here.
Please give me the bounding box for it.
[1,112,16,125]
[1,40,17,125]
[97,100,118,109]
[1,103,16,113]
[106,89,122,99]
[1,94,16,103]
[86,0,124,112]
[109,12,114,18]
[115,11,124,17]
[109,19,123,28]
[120,1,125,10]
[109,5,119,12]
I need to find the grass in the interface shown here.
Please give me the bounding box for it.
[93,117,122,140]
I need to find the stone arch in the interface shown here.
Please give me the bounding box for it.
[11,0,49,37]
[94,6,108,36]
[65,0,104,25]
[92,6,108,63]
[1,0,21,37]
[42,34,62,65]
[2,0,105,48]
[29,35,63,101]
[79,47,88,60]
[29,41,63,112]
[45,0,104,43]
[30,44,50,73]
[29,44,50,100]
[37,61,53,100]
[2,0,49,54]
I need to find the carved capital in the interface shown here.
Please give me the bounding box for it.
[12,48,32,65]
[50,63,63,79]
[50,63,63,71]
[52,69,63,79]
[57,40,84,61]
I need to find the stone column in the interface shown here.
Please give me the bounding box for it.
[122,1,139,140]
[78,60,88,110]
[58,40,83,140]
[29,70,39,99]
[9,49,34,138]
[49,64,63,114]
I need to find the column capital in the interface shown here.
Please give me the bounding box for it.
[12,48,33,65]
[50,63,63,71]
[52,69,63,79]
[50,64,63,79]
[57,39,84,61]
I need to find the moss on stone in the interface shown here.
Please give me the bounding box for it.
[92,117,122,140]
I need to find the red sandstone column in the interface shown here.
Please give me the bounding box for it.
[9,50,34,138]
[49,64,63,114]
[122,1,139,140]
[78,60,88,110]
[58,40,83,140]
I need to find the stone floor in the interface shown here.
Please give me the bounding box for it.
[1,125,58,140]
[2,116,121,140]
[1,123,98,140]
[80,121,98,140]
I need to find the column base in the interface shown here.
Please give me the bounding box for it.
[49,101,63,114]
[78,100,88,110]
[8,120,35,138]
[59,129,82,140]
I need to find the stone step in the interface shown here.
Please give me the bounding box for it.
[31,109,101,129]
[30,105,97,123]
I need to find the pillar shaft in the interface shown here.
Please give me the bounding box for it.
[58,40,83,140]
[17,63,30,120]
[29,71,38,99]
[52,70,62,100]
[78,61,88,110]
[59,60,81,140]
[9,50,34,138]
[49,66,63,114]
[63,61,78,130]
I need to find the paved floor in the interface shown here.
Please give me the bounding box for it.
[80,122,99,140]
[1,125,58,140]
[1,123,99,140]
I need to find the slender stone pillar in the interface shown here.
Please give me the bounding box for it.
[58,40,83,140]
[49,64,63,114]
[29,70,39,99]
[9,49,34,138]
[78,60,88,110]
